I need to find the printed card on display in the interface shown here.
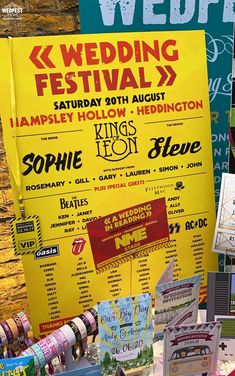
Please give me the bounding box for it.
[167,298,199,328]
[0,356,35,376]
[213,173,235,256]
[215,315,235,361]
[154,275,201,339]
[87,198,169,273]
[98,293,153,376]
[157,258,175,286]
[163,321,222,376]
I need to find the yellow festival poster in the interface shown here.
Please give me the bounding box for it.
[0,31,218,338]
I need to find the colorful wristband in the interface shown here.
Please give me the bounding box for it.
[59,324,76,346]
[17,312,30,333]
[79,313,92,336]
[6,318,19,340]
[0,324,7,346]
[67,320,81,342]
[21,348,40,368]
[88,308,98,320]
[37,337,59,363]
[12,314,25,339]
[83,310,97,333]
[72,317,87,340]
[48,334,64,354]
[51,329,70,352]
[31,343,47,368]
[0,321,14,344]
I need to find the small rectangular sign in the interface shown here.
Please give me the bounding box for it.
[10,215,42,256]
[87,198,169,273]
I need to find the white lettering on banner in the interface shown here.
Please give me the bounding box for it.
[99,0,136,26]
[208,73,232,103]
[206,33,233,63]
[211,133,229,143]
[213,147,230,156]
[144,0,167,25]
[98,0,235,26]
[170,0,195,24]
[214,161,229,170]
[1,2,23,18]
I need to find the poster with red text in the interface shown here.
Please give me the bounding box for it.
[0,31,218,338]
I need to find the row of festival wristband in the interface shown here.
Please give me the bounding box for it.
[0,312,32,357]
[22,308,98,369]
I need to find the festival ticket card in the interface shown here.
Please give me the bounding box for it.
[154,275,201,339]
[97,293,153,376]
[87,198,169,273]
[213,173,235,256]
[163,321,221,376]
[0,356,35,376]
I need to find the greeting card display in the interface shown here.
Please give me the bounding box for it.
[163,321,221,376]
[98,294,153,375]
[154,275,201,338]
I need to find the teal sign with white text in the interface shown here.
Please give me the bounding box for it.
[79,0,234,205]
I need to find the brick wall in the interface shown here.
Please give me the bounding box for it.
[0,0,80,36]
[0,0,80,321]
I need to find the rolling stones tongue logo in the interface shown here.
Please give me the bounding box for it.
[72,237,86,255]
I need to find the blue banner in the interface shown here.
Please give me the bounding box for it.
[79,0,234,205]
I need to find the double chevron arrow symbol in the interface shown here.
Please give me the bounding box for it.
[156,65,177,86]
[29,45,55,68]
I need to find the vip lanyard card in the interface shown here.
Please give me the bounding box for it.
[213,173,235,256]
[10,215,42,256]
[163,321,221,376]
[98,293,153,376]
[154,275,201,339]
[0,356,35,376]
[215,315,235,361]
[207,272,235,321]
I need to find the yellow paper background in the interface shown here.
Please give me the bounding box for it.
[0,31,218,338]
